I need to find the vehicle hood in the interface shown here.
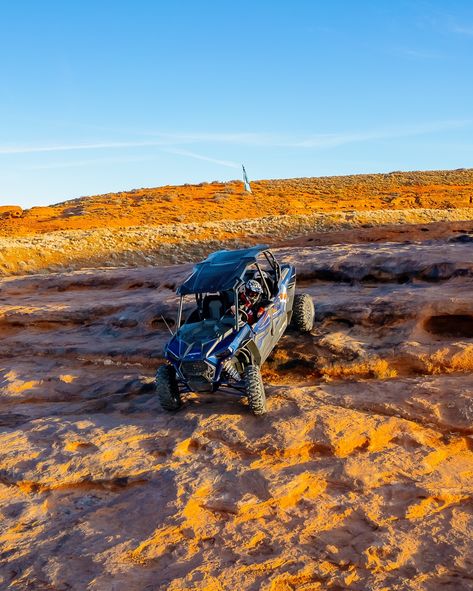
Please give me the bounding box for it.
[166,320,236,360]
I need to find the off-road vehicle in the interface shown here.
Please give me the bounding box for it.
[156,245,314,415]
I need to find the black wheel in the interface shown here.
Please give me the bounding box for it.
[244,365,267,416]
[290,293,314,333]
[156,365,182,411]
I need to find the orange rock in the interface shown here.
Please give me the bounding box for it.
[0,205,22,219]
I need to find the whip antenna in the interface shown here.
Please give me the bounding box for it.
[161,315,174,336]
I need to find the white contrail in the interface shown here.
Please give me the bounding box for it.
[270,120,473,148]
[0,140,174,155]
[162,148,240,169]
[24,155,159,170]
[134,120,473,147]
[0,119,470,156]
[24,149,241,170]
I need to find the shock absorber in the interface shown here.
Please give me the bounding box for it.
[222,359,240,382]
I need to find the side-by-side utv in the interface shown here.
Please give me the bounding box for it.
[156,245,314,415]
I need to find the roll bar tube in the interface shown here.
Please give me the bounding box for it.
[263,250,281,282]
[234,279,244,331]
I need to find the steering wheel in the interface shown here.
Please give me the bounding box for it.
[238,308,249,324]
[223,305,250,327]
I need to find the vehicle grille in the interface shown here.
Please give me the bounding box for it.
[181,360,214,381]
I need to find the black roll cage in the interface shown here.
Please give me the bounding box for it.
[175,249,281,332]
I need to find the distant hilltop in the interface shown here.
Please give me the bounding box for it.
[1,168,472,237]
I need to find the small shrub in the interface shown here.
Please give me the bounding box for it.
[160,194,174,202]
[212,193,228,202]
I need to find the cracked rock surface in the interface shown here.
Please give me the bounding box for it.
[1,231,473,590]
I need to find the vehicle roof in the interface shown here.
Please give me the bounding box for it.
[178,245,270,295]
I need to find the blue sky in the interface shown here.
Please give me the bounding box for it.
[1,0,472,208]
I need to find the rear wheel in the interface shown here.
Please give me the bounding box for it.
[156,365,182,411]
[291,293,314,333]
[244,365,267,416]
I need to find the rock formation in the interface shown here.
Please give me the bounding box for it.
[0,206,22,219]
[1,226,472,590]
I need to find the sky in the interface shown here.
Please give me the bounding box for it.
[1,0,472,208]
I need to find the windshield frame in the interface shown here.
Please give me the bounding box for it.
[176,286,244,332]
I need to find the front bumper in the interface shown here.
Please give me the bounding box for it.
[179,360,216,392]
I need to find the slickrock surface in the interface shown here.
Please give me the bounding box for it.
[1,232,472,590]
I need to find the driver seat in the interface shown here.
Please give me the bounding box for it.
[202,294,230,320]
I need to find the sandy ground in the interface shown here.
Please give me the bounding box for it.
[1,225,473,590]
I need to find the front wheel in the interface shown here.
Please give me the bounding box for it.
[290,293,315,333]
[156,365,182,411]
[244,365,267,416]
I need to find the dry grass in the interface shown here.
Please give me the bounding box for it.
[321,358,398,381]
[419,344,473,374]
[1,206,473,276]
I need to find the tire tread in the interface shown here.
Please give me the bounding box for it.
[291,293,314,332]
[156,365,182,411]
[244,365,267,416]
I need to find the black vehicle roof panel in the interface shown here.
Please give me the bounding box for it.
[178,245,269,294]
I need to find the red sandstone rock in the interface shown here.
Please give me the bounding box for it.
[0,205,22,219]
[0,233,472,590]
